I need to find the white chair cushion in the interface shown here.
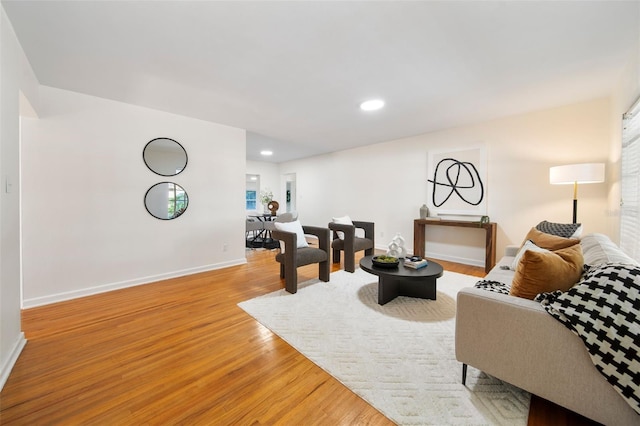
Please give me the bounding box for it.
[274,220,309,253]
[332,215,353,240]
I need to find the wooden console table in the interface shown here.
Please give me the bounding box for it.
[413,219,497,273]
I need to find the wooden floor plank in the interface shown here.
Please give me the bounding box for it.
[1,248,597,425]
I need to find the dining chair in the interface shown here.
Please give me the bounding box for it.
[245,218,264,249]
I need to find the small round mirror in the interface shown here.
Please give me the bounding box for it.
[143,138,187,176]
[144,182,189,220]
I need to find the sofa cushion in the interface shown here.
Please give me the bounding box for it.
[484,254,516,284]
[523,227,580,251]
[510,240,550,270]
[510,243,584,300]
[536,220,583,238]
[580,233,639,267]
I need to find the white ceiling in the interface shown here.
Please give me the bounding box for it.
[4,1,639,163]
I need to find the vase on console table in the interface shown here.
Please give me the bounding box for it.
[420,204,429,219]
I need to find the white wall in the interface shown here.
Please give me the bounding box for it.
[280,99,615,266]
[20,86,247,307]
[246,160,280,212]
[0,4,37,390]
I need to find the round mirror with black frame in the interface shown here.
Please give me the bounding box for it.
[143,137,188,176]
[144,182,189,220]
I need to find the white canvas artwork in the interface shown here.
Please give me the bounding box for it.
[427,145,487,217]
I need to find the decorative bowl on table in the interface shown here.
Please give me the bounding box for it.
[372,255,399,268]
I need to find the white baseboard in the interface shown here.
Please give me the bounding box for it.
[22,258,247,308]
[424,250,484,268]
[374,244,484,268]
[1,332,27,391]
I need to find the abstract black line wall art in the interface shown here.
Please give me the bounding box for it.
[427,146,487,216]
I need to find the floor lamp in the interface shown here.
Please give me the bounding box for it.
[549,163,605,224]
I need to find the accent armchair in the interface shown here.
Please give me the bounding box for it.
[272,225,330,294]
[328,220,375,273]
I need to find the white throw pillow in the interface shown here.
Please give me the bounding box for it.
[274,220,309,253]
[510,239,550,270]
[332,215,353,240]
[571,224,584,238]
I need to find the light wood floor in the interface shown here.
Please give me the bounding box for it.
[1,249,599,425]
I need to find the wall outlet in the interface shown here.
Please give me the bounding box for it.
[223,243,228,252]
[380,231,384,238]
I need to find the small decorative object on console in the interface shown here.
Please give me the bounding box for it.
[420,204,429,219]
[404,255,429,269]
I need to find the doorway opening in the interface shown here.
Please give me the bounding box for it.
[283,173,296,214]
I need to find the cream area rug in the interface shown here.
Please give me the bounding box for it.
[239,268,530,425]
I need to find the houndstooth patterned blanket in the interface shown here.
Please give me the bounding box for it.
[473,279,510,294]
[535,263,640,415]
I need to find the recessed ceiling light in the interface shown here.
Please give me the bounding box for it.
[360,99,385,111]
[260,150,273,156]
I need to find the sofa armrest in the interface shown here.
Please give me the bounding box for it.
[456,287,545,376]
[505,244,520,257]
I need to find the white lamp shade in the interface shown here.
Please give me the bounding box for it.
[549,163,605,185]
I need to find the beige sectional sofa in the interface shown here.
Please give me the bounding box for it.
[455,233,639,425]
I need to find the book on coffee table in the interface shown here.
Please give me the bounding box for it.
[404,256,428,269]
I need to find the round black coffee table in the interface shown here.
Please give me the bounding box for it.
[359,256,444,305]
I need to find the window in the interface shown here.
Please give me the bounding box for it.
[246,190,257,210]
[168,185,188,218]
[621,98,640,261]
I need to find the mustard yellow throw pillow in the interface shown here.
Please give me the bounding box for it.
[510,244,584,300]
[522,227,580,251]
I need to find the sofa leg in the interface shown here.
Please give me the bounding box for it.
[462,363,467,385]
